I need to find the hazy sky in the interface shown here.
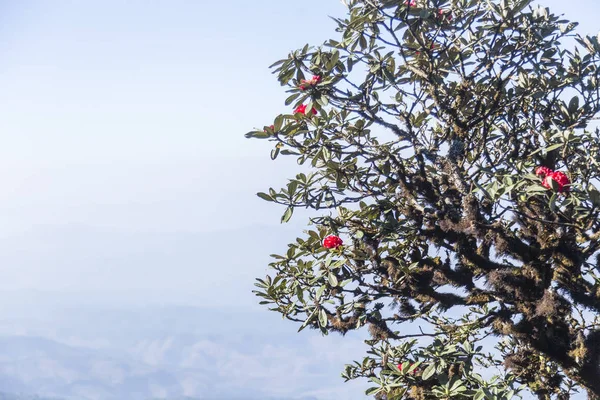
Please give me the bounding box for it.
[0,0,597,304]
[0,2,596,399]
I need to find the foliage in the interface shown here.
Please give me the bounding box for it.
[247,0,600,398]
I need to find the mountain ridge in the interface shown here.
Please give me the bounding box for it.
[0,304,368,400]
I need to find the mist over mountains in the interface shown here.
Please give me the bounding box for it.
[0,223,369,400]
[0,294,368,400]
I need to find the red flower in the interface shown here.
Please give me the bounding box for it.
[306,75,320,85]
[397,363,416,374]
[323,235,343,249]
[437,9,452,22]
[535,166,553,177]
[542,171,570,193]
[299,75,321,91]
[294,104,317,115]
[405,0,417,6]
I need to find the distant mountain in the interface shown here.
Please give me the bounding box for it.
[0,223,369,399]
[0,303,369,400]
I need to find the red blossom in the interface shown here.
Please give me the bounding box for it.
[405,0,417,6]
[323,235,343,249]
[294,104,318,115]
[535,166,553,177]
[542,171,571,193]
[541,176,551,189]
[437,9,452,22]
[299,75,321,91]
[551,171,570,192]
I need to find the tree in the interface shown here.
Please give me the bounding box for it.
[246,0,600,398]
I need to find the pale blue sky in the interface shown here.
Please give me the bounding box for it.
[0,0,596,299]
[0,1,596,399]
[0,0,343,233]
[0,0,349,303]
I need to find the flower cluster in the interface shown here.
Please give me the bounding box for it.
[299,75,321,91]
[294,104,318,115]
[323,235,343,249]
[535,166,570,193]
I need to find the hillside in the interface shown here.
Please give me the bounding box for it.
[0,301,368,400]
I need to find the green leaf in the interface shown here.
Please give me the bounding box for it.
[588,185,600,206]
[328,50,340,70]
[270,146,280,160]
[347,56,354,72]
[450,379,466,392]
[295,285,304,303]
[318,309,328,327]
[256,192,273,202]
[274,114,284,131]
[317,94,329,106]
[365,387,381,396]
[549,193,557,212]
[285,93,301,106]
[549,177,560,192]
[568,96,580,113]
[281,207,294,223]
[269,59,286,69]
[328,272,338,287]
[340,279,352,287]
[421,363,436,380]
[316,284,327,300]
[298,308,317,332]
[245,130,270,139]
[544,143,563,152]
[482,387,494,399]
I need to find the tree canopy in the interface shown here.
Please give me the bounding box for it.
[246,0,600,398]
